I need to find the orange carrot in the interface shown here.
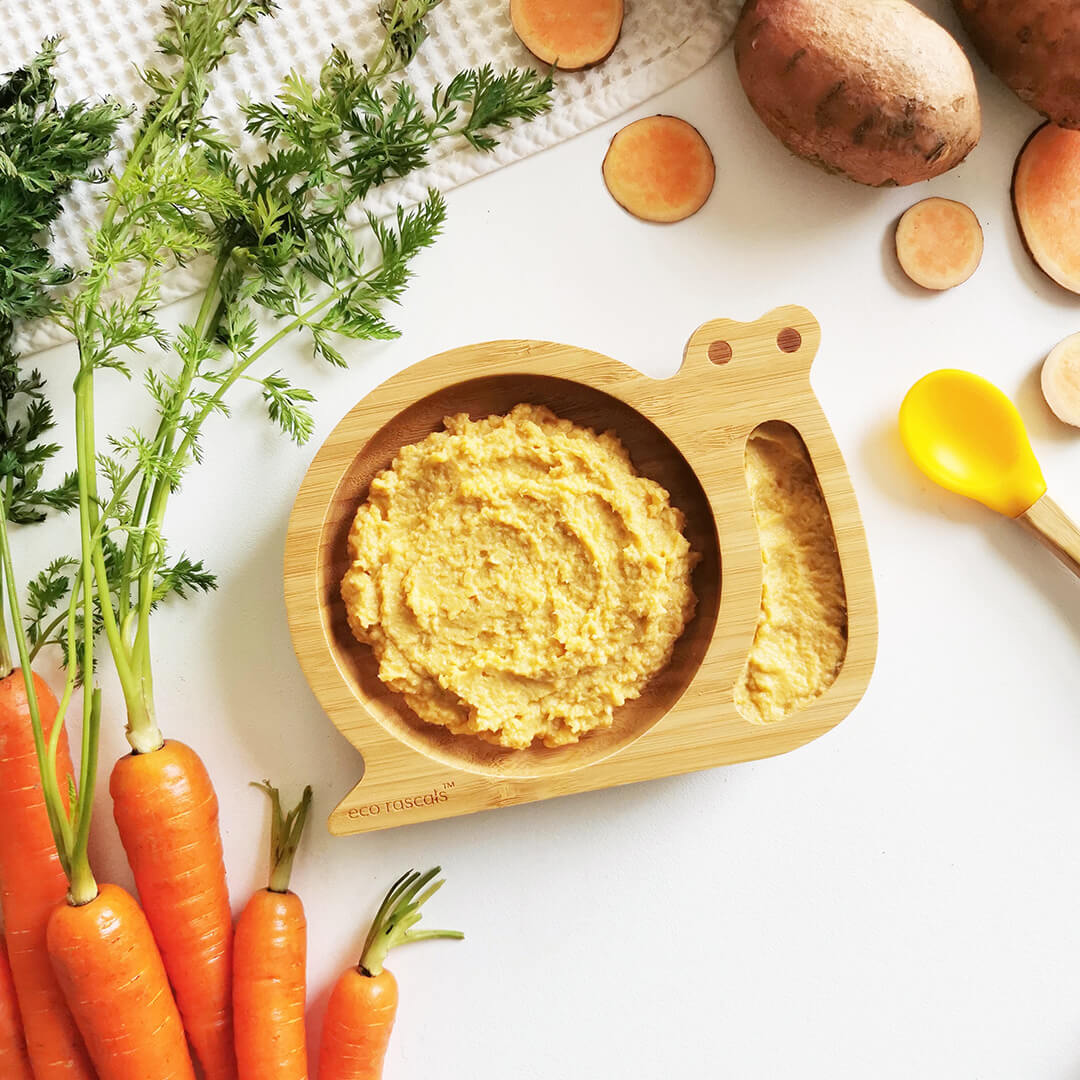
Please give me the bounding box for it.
[47,882,195,1080]
[0,934,34,1080]
[0,670,95,1080]
[319,968,398,1080]
[234,783,313,1080]
[109,739,235,1080]
[0,519,194,1080]
[318,868,462,1080]
[0,316,190,1080]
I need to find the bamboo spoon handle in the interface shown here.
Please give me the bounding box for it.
[1019,495,1080,579]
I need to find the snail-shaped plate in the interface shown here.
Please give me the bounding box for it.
[285,306,877,834]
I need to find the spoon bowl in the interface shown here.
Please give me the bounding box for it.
[900,368,1080,583]
[899,369,1046,518]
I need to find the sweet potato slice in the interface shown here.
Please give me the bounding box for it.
[1041,332,1080,428]
[510,0,623,71]
[895,197,983,291]
[1013,124,1080,295]
[602,116,715,224]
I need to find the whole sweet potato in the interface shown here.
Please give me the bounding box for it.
[953,0,1080,129]
[735,0,982,187]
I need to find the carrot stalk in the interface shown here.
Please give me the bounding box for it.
[0,669,95,1080]
[0,934,34,1080]
[110,740,236,1080]
[234,783,314,1080]
[318,868,463,1080]
[0,33,195,1080]
[47,882,196,1080]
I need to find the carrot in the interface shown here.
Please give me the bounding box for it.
[0,492,195,1080]
[895,197,984,291]
[47,882,195,1080]
[0,35,194,1080]
[318,868,463,1080]
[109,740,235,1080]
[319,969,398,1080]
[510,0,624,71]
[0,934,34,1080]
[602,116,716,224]
[0,670,95,1080]
[234,783,314,1080]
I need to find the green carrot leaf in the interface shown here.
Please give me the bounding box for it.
[152,554,217,604]
[2,0,553,776]
[261,373,316,444]
[377,0,444,71]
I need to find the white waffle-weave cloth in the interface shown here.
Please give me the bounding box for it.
[8,0,739,354]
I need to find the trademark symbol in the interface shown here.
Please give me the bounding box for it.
[442,780,455,790]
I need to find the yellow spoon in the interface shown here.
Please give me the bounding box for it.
[900,369,1080,579]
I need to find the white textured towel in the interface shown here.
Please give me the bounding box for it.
[9,0,739,353]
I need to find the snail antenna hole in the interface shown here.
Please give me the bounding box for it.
[708,340,732,365]
[777,328,802,354]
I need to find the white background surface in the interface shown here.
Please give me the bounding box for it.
[15,2,1080,1076]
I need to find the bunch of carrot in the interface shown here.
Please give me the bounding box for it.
[0,688,462,1080]
[0,1,495,1074]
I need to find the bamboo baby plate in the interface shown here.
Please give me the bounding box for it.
[284,306,877,835]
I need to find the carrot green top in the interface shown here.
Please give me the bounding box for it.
[359,867,463,977]
[255,782,313,894]
[0,0,553,909]
[0,43,123,907]
[26,0,553,767]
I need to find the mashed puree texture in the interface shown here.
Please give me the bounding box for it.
[734,422,848,724]
[341,404,698,749]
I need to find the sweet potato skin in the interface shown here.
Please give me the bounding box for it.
[953,0,1080,129]
[735,0,981,187]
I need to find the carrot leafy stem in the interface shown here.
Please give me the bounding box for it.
[0,41,123,900]
[0,0,553,897]
[57,0,552,757]
[254,782,313,895]
[360,867,463,977]
[0,39,123,681]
